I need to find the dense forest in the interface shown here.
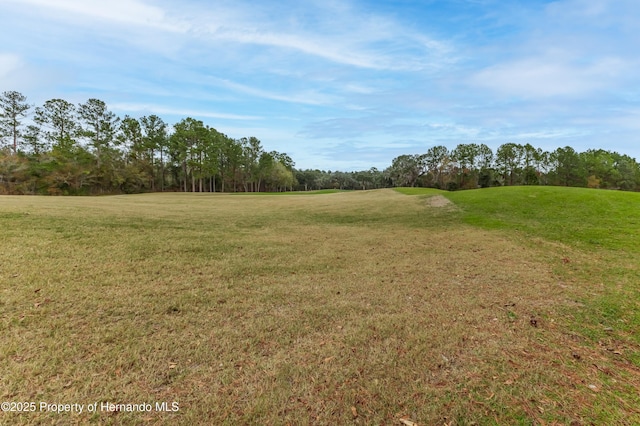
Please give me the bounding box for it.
[0,91,295,195]
[300,143,640,192]
[1,90,640,194]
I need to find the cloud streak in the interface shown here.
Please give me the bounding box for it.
[110,103,263,121]
[472,55,628,98]
[4,0,185,31]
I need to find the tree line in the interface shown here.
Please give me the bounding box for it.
[294,143,640,192]
[2,90,640,194]
[0,91,295,194]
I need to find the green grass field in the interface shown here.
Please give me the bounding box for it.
[1,187,639,425]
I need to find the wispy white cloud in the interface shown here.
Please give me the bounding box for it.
[180,0,455,71]
[0,53,21,79]
[4,0,186,32]
[210,78,337,106]
[471,55,628,98]
[467,0,640,99]
[0,52,62,93]
[3,0,455,75]
[509,129,590,140]
[110,103,262,121]
[212,29,383,70]
[343,84,376,95]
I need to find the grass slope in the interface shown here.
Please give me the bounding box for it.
[447,186,640,253]
[450,186,640,361]
[397,185,640,252]
[1,188,639,425]
[405,186,640,402]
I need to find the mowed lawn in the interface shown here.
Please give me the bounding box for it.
[1,188,639,425]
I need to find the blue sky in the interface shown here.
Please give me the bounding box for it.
[1,0,639,170]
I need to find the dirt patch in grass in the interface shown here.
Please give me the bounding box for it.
[1,190,639,425]
[426,194,454,208]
